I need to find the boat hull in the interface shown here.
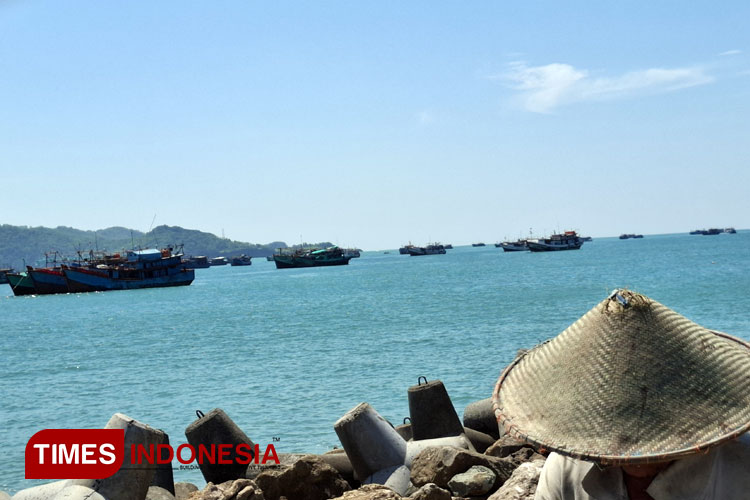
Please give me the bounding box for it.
[273,256,351,269]
[63,267,195,292]
[28,269,69,294]
[7,273,36,296]
[527,242,582,252]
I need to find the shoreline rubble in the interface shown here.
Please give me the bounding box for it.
[8,378,546,500]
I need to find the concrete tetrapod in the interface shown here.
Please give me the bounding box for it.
[334,403,475,496]
[407,378,464,441]
[184,409,255,484]
[334,403,408,482]
[61,413,166,500]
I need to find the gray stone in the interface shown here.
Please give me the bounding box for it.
[331,484,402,500]
[0,491,10,500]
[146,486,176,500]
[410,446,515,490]
[462,398,500,439]
[487,459,544,500]
[447,466,495,497]
[50,485,107,500]
[408,483,451,500]
[174,483,199,500]
[253,454,350,500]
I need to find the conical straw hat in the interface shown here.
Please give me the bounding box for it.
[492,289,750,465]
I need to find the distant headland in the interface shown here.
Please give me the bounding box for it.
[0,224,331,269]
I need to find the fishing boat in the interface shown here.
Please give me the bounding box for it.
[527,231,584,252]
[62,248,194,292]
[399,244,415,255]
[499,240,529,252]
[407,244,446,256]
[619,234,643,239]
[273,246,352,269]
[472,243,486,247]
[230,255,252,266]
[182,255,210,269]
[343,248,361,258]
[6,272,36,296]
[209,256,229,266]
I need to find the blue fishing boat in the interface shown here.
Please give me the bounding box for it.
[62,248,194,292]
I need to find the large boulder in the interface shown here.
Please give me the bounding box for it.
[331,484,401,500]
[447,465,496,497]
[410,446,514,490]
[487,459,545,500]
[253,454,350,500]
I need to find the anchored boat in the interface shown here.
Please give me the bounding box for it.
[273,246,352,269]
[527,231,584,252]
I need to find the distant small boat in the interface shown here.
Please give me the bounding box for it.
[499,240,529,252]
[580,236,593,242]
[472,243,486,247]
[266,255,274,261]
[619,234,643,240]
[273,246,352,269]
[690,228,722,235]
[443,244,453,249]
[408,244,446,256]
[209,256,229,266]
[182,255,210,269]
[343,248,361,258]
[230,255,252,266]
[527,231,584,252]
[399,244,415,255]
[725,227,737,234]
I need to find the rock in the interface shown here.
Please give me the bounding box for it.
[186,480,263,500]
[10,480,71,500]
[254,454,350,500]
[408,483,451,500]
[462,398,500,439]
[410,447,515,490]
[330,484,401,500]
[146,486,176,500]
[446,466,495,497]
[0,492,10,500]
[484,436,527,459]
[505,448,546,469]
[175,483,199,500]
[486,460,545,500]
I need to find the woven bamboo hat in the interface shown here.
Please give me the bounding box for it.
[492,289,750,465]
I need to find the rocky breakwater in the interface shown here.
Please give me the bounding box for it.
[7,378,546,500]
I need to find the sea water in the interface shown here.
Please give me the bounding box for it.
[2,232,749,493]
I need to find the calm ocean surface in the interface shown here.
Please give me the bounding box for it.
[2,232,750,493]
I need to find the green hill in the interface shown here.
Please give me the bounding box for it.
[0,224,288,269]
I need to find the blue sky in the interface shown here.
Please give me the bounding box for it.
[1,1,748,249]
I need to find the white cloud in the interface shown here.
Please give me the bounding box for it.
[502,62,714,113]
[719,49,742,56]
